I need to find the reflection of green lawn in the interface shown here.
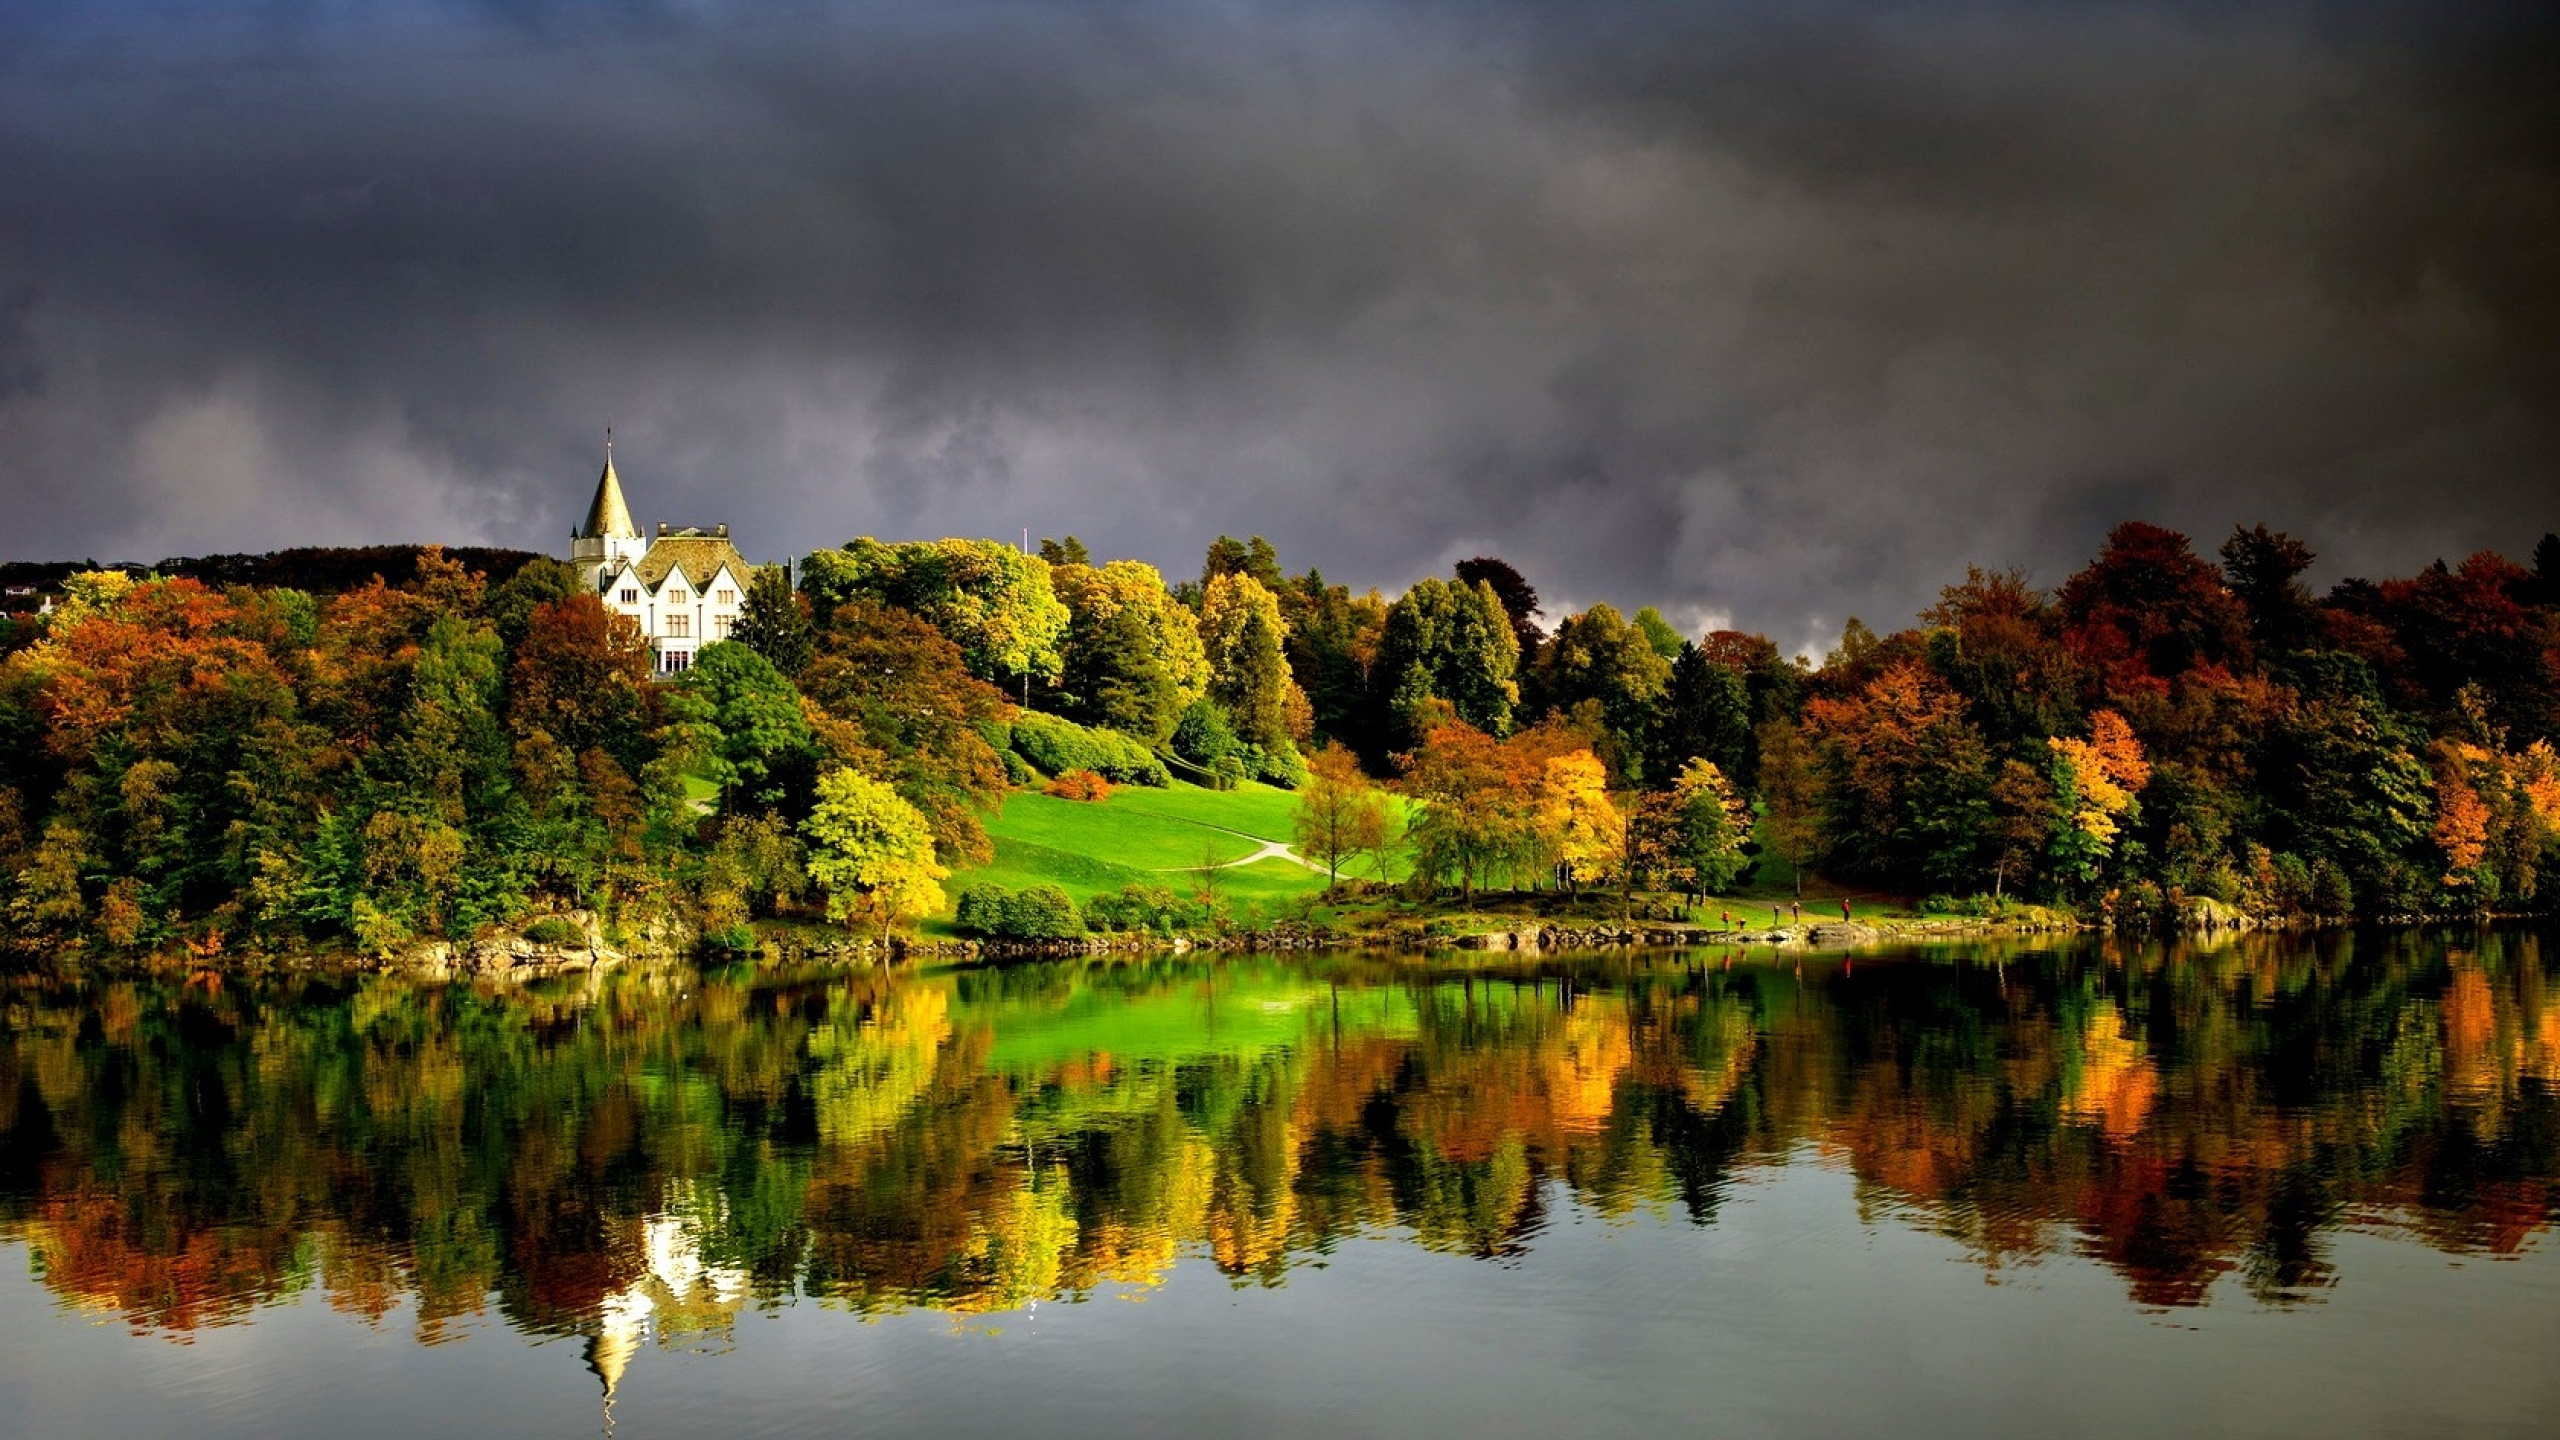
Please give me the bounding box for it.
[979,970,1417,1077]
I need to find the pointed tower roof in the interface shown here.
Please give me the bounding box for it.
[578,436,639,540]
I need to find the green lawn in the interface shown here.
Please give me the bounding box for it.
[933,778,1362,929]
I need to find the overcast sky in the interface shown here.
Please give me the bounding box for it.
[1,0,2552,649]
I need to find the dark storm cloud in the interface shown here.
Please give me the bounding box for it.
[0,0,2552,645]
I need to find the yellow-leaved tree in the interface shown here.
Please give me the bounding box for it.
[1538,751,1623,894]
[2045,709,2149,887]
[801,767,949,943]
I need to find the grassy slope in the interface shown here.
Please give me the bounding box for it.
[932,779,1351,931]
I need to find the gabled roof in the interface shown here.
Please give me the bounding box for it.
[632,534,752,594]
[578,452,638,540]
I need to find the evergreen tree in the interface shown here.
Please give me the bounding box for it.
[733,565,815,676]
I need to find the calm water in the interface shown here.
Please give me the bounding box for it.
[5,932,2560,1438]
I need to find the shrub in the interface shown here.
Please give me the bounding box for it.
[1171,698,1240,769]
[1082,883,1206,934]
[1003,884,1083,940]
[700,922,756,955]
[1210,754,1248,791]
[1000,749,1039,787]
[1255,738,1307,790]
[953,885,1011,937]
[1011,710,1170,786]
[523,915,584,947]
[952,882,1086,941]
[1045,769,1114,802]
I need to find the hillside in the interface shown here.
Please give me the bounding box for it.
[933,778,1405,932]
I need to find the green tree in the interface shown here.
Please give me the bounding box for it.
[801,767,948,942]
[733,565,815,676]
[683,640,817,813]
[1670,758,1752,896]
[485,556,585,648]
[1649,643,1754,791]
[1631,606,1684,661]
[1202,535,1283,592]
[1051,559,1207,742]
[1533,603,1673,783]
[1377,577,1520,745]
[1199,572,1300,753]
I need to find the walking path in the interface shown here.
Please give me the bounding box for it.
[1147,819,1326,872]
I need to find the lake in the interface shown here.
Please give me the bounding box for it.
[4,930,2558,1438]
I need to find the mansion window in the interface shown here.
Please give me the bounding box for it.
[619,588,638,604]
[715,588,735,606]
[714,614,734,638]
[666,614,690,637]
[668,589,688,604]
[661,650,691,674]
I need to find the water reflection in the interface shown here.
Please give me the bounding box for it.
[4,930,2558,1390]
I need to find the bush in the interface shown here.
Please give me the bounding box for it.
[953,882,1087,941]
[700,922,756,955]
[1044,769,1114,802]
[1255,738,1307,789]
[1000,749,1039,787]
[1082,883,1207,934]
[1171,698,1240,769]
[522,915,584,947]
[954,885,1011,937]
[1011,711,1170,786]
[1210,754,1248,791]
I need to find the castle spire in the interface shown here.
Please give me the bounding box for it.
[578,430,638,540]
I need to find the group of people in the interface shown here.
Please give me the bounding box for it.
[1717,897,1857,930]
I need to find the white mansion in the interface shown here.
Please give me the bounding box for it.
[569,444,756,674]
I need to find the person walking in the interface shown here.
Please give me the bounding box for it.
[1840,897,1853,922]
[1791,900,1802,923]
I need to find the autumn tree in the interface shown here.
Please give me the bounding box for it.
[798,602,1015,867]
[2059,521,2251,692]
[1536,751,1623,894]
[1399,719,1520,902]
[1051,559,1209,743]
[2045,710,2152,893]
[1806,660,1992,888]
[1293,744,1391,893]
[798,537,1067,688]
[801,767,948,943]
[1755,717,1826,899]
[1198,572,1302,755]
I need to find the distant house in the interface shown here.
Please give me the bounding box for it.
[568,443,756,675]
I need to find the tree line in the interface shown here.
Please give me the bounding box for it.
[1,520,2557,956]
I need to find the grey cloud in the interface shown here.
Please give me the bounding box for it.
[0,0,2552,639]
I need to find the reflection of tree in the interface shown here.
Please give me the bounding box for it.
[3,932,2559,1364]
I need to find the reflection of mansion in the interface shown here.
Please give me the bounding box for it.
[570,441,757,675]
